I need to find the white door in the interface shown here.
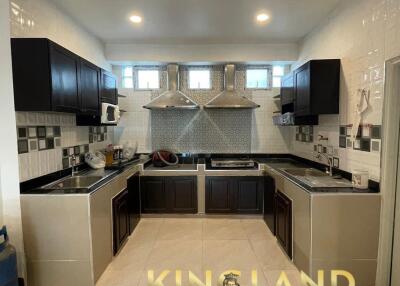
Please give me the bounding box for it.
[390,149,400,285]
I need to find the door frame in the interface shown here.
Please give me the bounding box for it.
[376,56,400,286]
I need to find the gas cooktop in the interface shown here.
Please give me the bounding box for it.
[210,158,256,168]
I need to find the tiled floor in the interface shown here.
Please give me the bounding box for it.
[96,218,302,286]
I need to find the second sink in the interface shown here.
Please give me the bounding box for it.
[45,176,104,189]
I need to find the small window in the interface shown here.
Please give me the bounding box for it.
[137,70,160,89]
[272,66,285,88]
[189,70,211,89]
[246,69,270,89]
[122,66,133,88]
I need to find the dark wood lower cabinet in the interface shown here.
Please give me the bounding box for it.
[127,173,140,234]
[141,176,197,213]
[205,177,235,213]
[205,176,264,214]
[275,190,292,258]
[166,177,197,213]
[264,176,276,234]
[112,189,130,255]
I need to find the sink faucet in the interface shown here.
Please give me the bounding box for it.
[316,153,333,176]
[71,155,79,176]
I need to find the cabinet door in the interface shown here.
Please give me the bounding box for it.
[128,173,140,234]
[236,177,264,214]
[79,59,100,115]
[294,63,311,116]
[49,43,80,112]
[113,190,130,255]
[264,176,276,234]
[205,177,235,213]
[140,177,167,213]
[281,73,294,106]
[275,191,292,258]
[166,177,197,213]
[100,70,117,104]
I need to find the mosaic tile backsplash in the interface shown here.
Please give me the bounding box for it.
[16,112,113,182]
[114,65,291,154]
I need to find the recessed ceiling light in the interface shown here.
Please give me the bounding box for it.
[256,13,270,23]
[129,15,142,23]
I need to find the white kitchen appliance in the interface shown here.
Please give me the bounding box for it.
[101,103,121,124]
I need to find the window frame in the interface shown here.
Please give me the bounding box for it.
[188,68,212,90]
[135,67,161,91]
[244,66,273,90]
[121,66,134,89]
[272,65,285,88]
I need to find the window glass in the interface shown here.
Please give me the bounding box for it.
[273,66,284,77]
[246,69,270,89]
[189,70,211,89]
[137,70,160,89]
[272,65,285,88]
[122,66,133,88]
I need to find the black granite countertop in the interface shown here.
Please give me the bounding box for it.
[20,154,379,195]
[20,159,147,195]
[263,159,379,194]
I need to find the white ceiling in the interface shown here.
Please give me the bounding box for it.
[51,0,341,45]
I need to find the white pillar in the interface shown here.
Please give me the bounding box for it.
[0,0,26,279]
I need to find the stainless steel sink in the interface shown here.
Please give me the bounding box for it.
[44,176,103,189]
[281,168,353,188]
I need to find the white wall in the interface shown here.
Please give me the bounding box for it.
[10,0,110,70]
[1,0,26,278]
[290,0,397,181]
[106,43,298,64]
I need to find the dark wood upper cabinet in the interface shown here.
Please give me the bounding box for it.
[275,190,292,258]
[11,38,113,114]
[293,59,340,116]
[280,73,294,108]
[205,176,264,214]
[100,70,118,105]
[79,59,100,115]
[49,43,81,113]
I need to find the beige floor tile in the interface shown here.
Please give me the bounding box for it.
[108,239,154,272]
[97,218,296,286]
[263,269,303,286]
[157,218,203,240]
[203,240,260,271]
[138,267,203,286]
[209,268,271,286]
[130,218,164,241]
[240,219,275,241]
[203,219,247,240]
[96,269,142,286]
[146,239,203,270]
[250,239,296,271]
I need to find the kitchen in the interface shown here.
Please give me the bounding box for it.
[0,0,398,286]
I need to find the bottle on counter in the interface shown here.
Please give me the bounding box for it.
[105,144,114,166]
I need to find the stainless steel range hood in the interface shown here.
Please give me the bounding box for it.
[204,64,260,109]
[143,64,199,110]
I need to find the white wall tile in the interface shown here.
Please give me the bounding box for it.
[290,0,395,181]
